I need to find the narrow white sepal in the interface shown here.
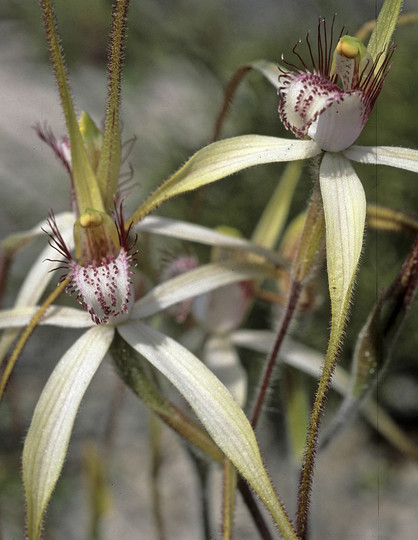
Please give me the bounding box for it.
[179,134,321,175]
[23,325,114,540]
[135,215,284,265]
[0,306,93,329]
[343,145,418,173]
[230,330,349,395]
[319,153,366,321]
[131,260,274,320]
[118,321,293,534]
[157,135,319,193]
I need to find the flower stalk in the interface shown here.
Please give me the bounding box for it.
[251,177,325,429]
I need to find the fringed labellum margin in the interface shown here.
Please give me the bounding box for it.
[278,19,394,152]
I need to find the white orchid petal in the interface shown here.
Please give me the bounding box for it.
[249,59,283,89]
[0,306,93,329]
[343,145,418,173]
[118,321,296,537]
[129,135,320,224]
[131,260,276,320]
[23,325,114,540]
[135,215,284,265]
[320,153,366,323]
[234,60,289,90]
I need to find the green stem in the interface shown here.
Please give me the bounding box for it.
[251,182,325,429]
[222,458,236,540]
[296,324,342,539]
[149,414,166,540]
[251,278,302,429]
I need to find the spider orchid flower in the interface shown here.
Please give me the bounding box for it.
[124,6,418,365]
[277,24,394,153]
[0,214,290,540]
[44,205,137,325]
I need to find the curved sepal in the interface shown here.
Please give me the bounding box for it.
[131,260,278,320]
[135,215,285,266]
[128,136,320,226]
[297,153,366,536]
[319,153,366,326]
[118,321,298,539]
[23,325,114,540]
[343,145,418,173]
[367,0,402,60]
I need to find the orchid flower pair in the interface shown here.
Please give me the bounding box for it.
[1,0,417,538]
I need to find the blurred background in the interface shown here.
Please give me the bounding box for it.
[1,0,418,538]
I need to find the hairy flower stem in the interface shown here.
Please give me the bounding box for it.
[251,278,302,429]
[251,181,325,429]
[296,325,343,540]
[222,458,236,540]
